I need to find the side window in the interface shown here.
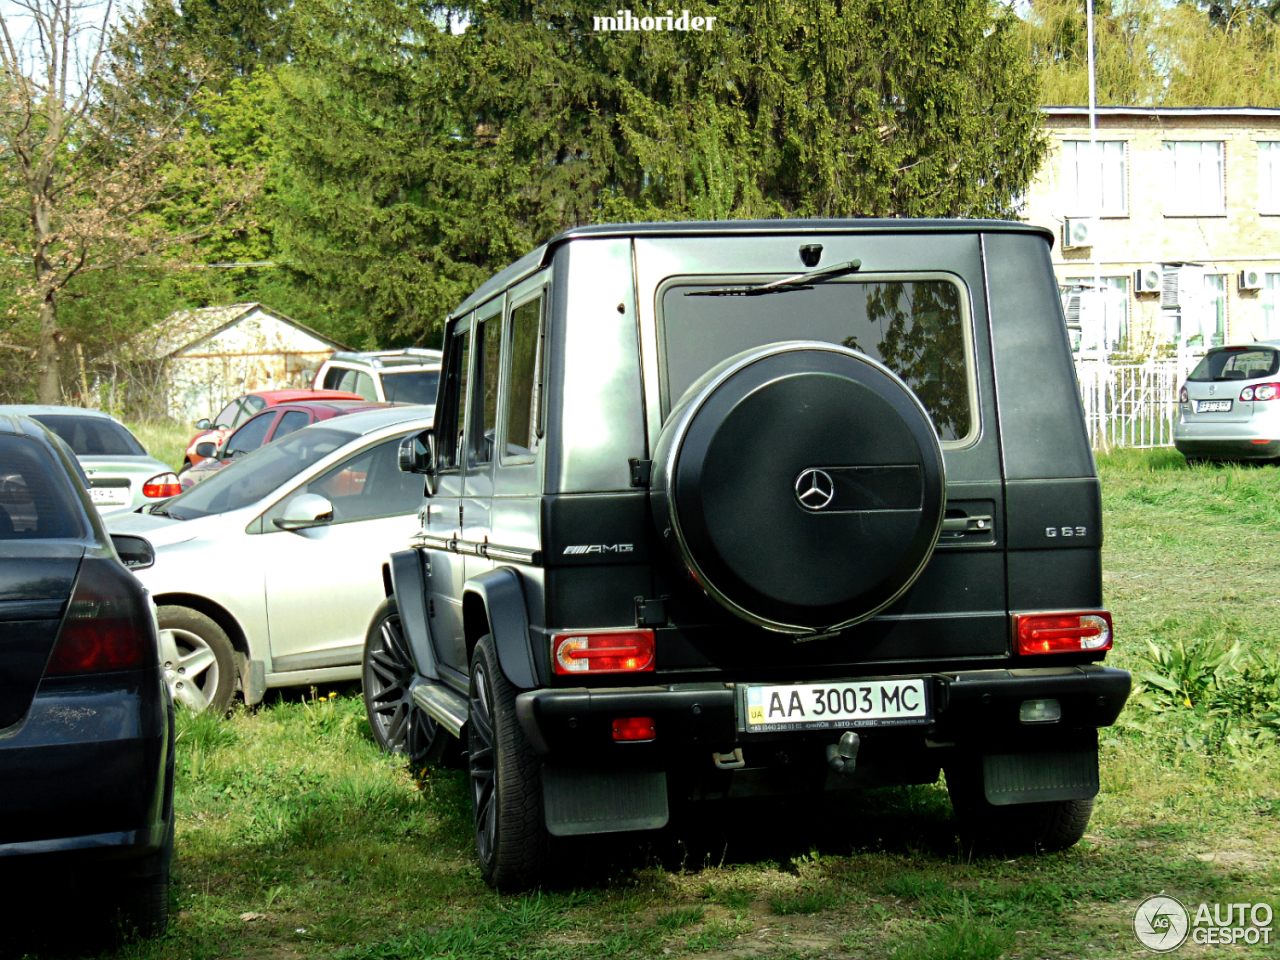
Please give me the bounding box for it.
[243,395,267,421]
[213,400,240,428]
[272,410,310,441]
[307,438,423,523]
[471,316,501,466]
[337,368,359,393]
[225,413,274,457]
[505,295,543,459]
[322,367,345,390]
[437,326,471,470]
[354,371,377,400]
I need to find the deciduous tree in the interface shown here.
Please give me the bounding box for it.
[0,0,253,402]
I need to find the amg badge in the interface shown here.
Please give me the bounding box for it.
[563,544,634,555]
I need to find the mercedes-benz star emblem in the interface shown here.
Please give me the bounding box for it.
[795,468,835,511]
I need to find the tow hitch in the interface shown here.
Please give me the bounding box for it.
[825,731,861,774]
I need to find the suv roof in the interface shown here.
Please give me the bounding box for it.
[449,217,1058,320]
[328,349,442,370]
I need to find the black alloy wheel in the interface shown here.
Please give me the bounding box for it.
[363,599,414,752]
[469,657,497,867]
[468,634,549,890]
[363,598,458,769]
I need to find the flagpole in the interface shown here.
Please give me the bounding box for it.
[1087,0,1103,355]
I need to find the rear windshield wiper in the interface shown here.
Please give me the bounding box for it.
[686,259,862,298]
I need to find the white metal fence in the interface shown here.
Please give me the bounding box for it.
[1073,350,1202,450]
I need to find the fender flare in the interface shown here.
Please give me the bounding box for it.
[388,549,438,680]
[464,567,538,689]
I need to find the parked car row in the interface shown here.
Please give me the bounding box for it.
[112,405,433,713]
[0,350,441,940]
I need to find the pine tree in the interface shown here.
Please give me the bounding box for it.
[272,0,1047,345]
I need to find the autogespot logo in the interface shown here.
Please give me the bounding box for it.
[1133,895,1274,951]
[1134,896,1190,952]
[794,468,835,511]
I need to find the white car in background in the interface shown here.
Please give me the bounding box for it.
[314,348,442,405]
[0,405,178,515]
[107,405,433,713]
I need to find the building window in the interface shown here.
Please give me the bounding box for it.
[1259,142,1280,214]
[1264,274,1280,338]
[1182,275,1226,348]
[1063,276,1129,352]
[1163,141,1225,215]
[1062,141,1127,216]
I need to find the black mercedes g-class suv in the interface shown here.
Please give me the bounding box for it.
[364,219,1131,891]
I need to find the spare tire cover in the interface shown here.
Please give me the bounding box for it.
[651,341,945,635]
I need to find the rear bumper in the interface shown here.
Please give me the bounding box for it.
[1174,437,1280,459]
[0,669,171,863]
[1174,418,1280,458]
[515,665,1131,758]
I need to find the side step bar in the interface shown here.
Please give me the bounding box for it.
[412,681,469,738]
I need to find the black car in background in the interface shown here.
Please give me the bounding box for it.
[0,413,174,938]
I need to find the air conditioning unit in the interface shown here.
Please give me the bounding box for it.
[1240,268,1264,292]
[1134,265,1162,293]
[1063,218,1095,249]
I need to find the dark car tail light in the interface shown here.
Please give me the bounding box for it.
[142,472,182,498]
[552,630,655,675]
[1241,382,1280,402]
[1179,385,1189,403]
[1014,612,1112,655]
[44,558,155,676]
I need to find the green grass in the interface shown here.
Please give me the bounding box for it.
[126,419,192,471]
[32,448,1278,960]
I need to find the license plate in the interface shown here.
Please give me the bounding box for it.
[741,678,931,732]
[90,487,129,505]
[1196,400,1232,413]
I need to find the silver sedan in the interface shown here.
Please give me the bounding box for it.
[1175,342,1280,461]
[0,405,176,515]
[107,406,433,713]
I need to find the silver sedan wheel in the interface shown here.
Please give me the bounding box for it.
[160,627,221,713]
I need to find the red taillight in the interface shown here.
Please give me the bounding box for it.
[142,472,182,498]
[1014,612,1112,655]
[1179,385,1189,403]
[1243,382,1280,402]
[44,559,154,676]
[612,717,656,741]
[552,630,655,675]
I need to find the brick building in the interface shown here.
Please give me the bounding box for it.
[1024,106,1280,355]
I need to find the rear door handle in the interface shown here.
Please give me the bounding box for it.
[941,515,992,533]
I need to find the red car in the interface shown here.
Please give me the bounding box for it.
[183,390,364,471]
[179,399,402,489]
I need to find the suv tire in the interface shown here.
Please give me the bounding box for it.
[945,762,1094,853]
[363,598,459,771]
[468,634,549,890]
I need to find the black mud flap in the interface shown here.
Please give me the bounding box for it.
[982,737,1099,806]
[542,763,669,836]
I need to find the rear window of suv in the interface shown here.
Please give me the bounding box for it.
[1188,347,1280,382]
[661,276,973,443]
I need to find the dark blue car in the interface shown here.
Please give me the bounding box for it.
[0,413,173,937]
